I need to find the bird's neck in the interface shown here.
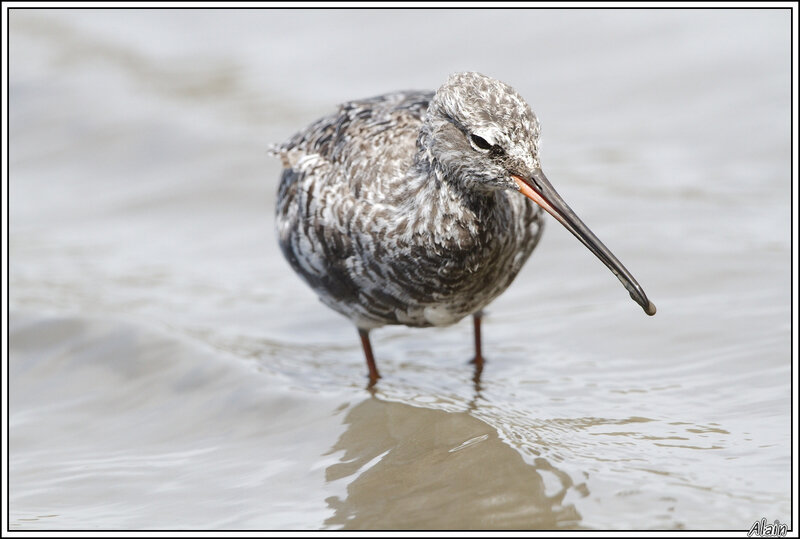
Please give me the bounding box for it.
[393,125,511,245]
[395,159,505,247]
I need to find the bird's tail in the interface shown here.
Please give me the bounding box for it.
[267,142,294,169]
[266,142,282,158]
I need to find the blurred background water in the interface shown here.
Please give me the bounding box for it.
[8,8,793,530]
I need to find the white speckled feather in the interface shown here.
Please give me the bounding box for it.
[273,72,544,329]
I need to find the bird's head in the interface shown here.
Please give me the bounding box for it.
[423,71,541,192]
[422,72,656,316]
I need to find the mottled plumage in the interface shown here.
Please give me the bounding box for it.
[272,72,655,382]
[274,74,542,330]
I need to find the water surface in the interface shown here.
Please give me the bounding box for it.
[8,8,792,530]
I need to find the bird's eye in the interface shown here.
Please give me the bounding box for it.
[470,134,492,151]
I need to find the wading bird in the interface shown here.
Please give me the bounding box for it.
[273,72,655,384]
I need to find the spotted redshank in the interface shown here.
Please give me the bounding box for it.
[272,72,655,384]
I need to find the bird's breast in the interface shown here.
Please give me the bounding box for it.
[367,190,541,326]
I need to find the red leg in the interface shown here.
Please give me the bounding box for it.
[358,328,381,384]
[471,311,484,370]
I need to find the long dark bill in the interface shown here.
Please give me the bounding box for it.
[512,169,656,316]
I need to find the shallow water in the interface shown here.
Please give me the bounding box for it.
[8,8,793,530]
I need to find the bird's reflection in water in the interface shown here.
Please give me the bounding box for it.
[469,357,483,411]
[323,393,584,529]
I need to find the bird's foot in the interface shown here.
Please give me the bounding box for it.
[366,372,381,390]
[469,355,485,367]
[469,354,484,378]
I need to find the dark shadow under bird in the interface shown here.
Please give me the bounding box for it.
[272,72,655,384]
